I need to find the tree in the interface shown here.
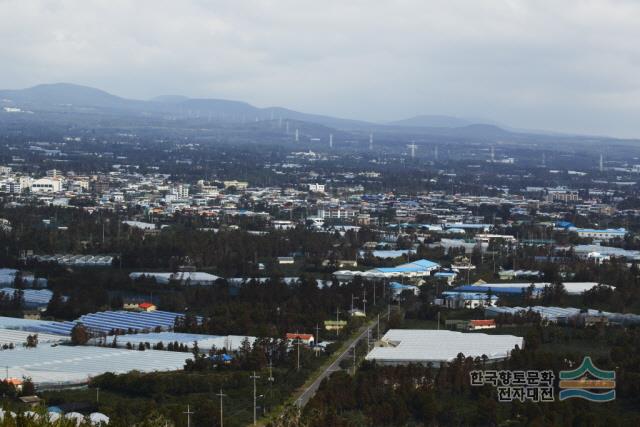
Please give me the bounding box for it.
[71,323,90,345]
[20,377,36,396]
[24,334,38,348]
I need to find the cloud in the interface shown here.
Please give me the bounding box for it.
[0,0,639,137]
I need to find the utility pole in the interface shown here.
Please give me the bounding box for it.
[216,388,227,427]
[352,345,357,375]
[251,371,260,426]
[335,308,340,337]
[437,311,440,331]
[183,405,193,427]
[314,324,321,356]
[267,359,274,413]
[373,281,376,305]
[362,289,367,316]
[377,313,380,340]
[296,338,301,371]
[267,360,274,383]
[96,387,99,403]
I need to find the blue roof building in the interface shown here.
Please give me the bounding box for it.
[440,291,498,309]
[389,282,420,298]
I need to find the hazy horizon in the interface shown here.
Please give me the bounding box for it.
[1,1,639,138]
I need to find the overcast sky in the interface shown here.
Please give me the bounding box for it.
[1,0,639,137]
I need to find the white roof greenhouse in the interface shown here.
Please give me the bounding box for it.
[366,329,523,366]
[0,345,191,386]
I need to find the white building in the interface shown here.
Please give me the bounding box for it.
[173,184,189,199]
[366,329,523,366]
[129,271,222,285]
[30,178,62,193]
[272,220,295,230]
[572,228,626,240]
[308,183,325,193]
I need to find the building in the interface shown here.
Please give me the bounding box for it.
[458,282,606,296]
[438,292,498,309]
[0,346,191,386]
[468,319,496,330]
[324,320,347,332]
[548,190,580,203]
[572,228,626,241]
[333,259,440,283]
[365,329,523,366]
[30,178,62,193]
[129,272,222,286]
[317,207,358,221]
[389,282,420,298]
[474,234,516,244]
[286,333,314,346]
[485,306,640,326]
[173,184,189,199]
[138,302,156,312]
[223,180,248,190]
[308,183,325,193]
[272,220,295,230]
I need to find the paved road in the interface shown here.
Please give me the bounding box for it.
[294,316,382,407]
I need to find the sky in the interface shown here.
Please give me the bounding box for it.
[1,0,639,138]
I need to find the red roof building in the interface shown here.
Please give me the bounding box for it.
[469,319,496,330]
[138,302,157,312]
[286,333,315,345]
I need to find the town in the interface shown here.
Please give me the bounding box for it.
[2,1,640,426]
[0,104,639,425]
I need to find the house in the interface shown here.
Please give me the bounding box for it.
[19,396,43,407]
[389,282,419,299]
[138,302,156,312]
[468,319,496,330]
[348,308,366,317]
[6,378,23,392]
[286,333,314,346]
[210,353,234,364]
[434,271,457,284]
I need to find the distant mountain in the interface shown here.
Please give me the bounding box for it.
[150,95,190,103]
[2,83,632,146]
[0,83,138,109]
[0,83,376,129]
[387,115,474,128]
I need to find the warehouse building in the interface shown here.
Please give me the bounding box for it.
[462,282,607,295]
[485,305,640,325]
[365,329,523,366]
[129,271,222,285]
[0,346,190,386]
[333,259,440,282]
[100,331,256,352]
